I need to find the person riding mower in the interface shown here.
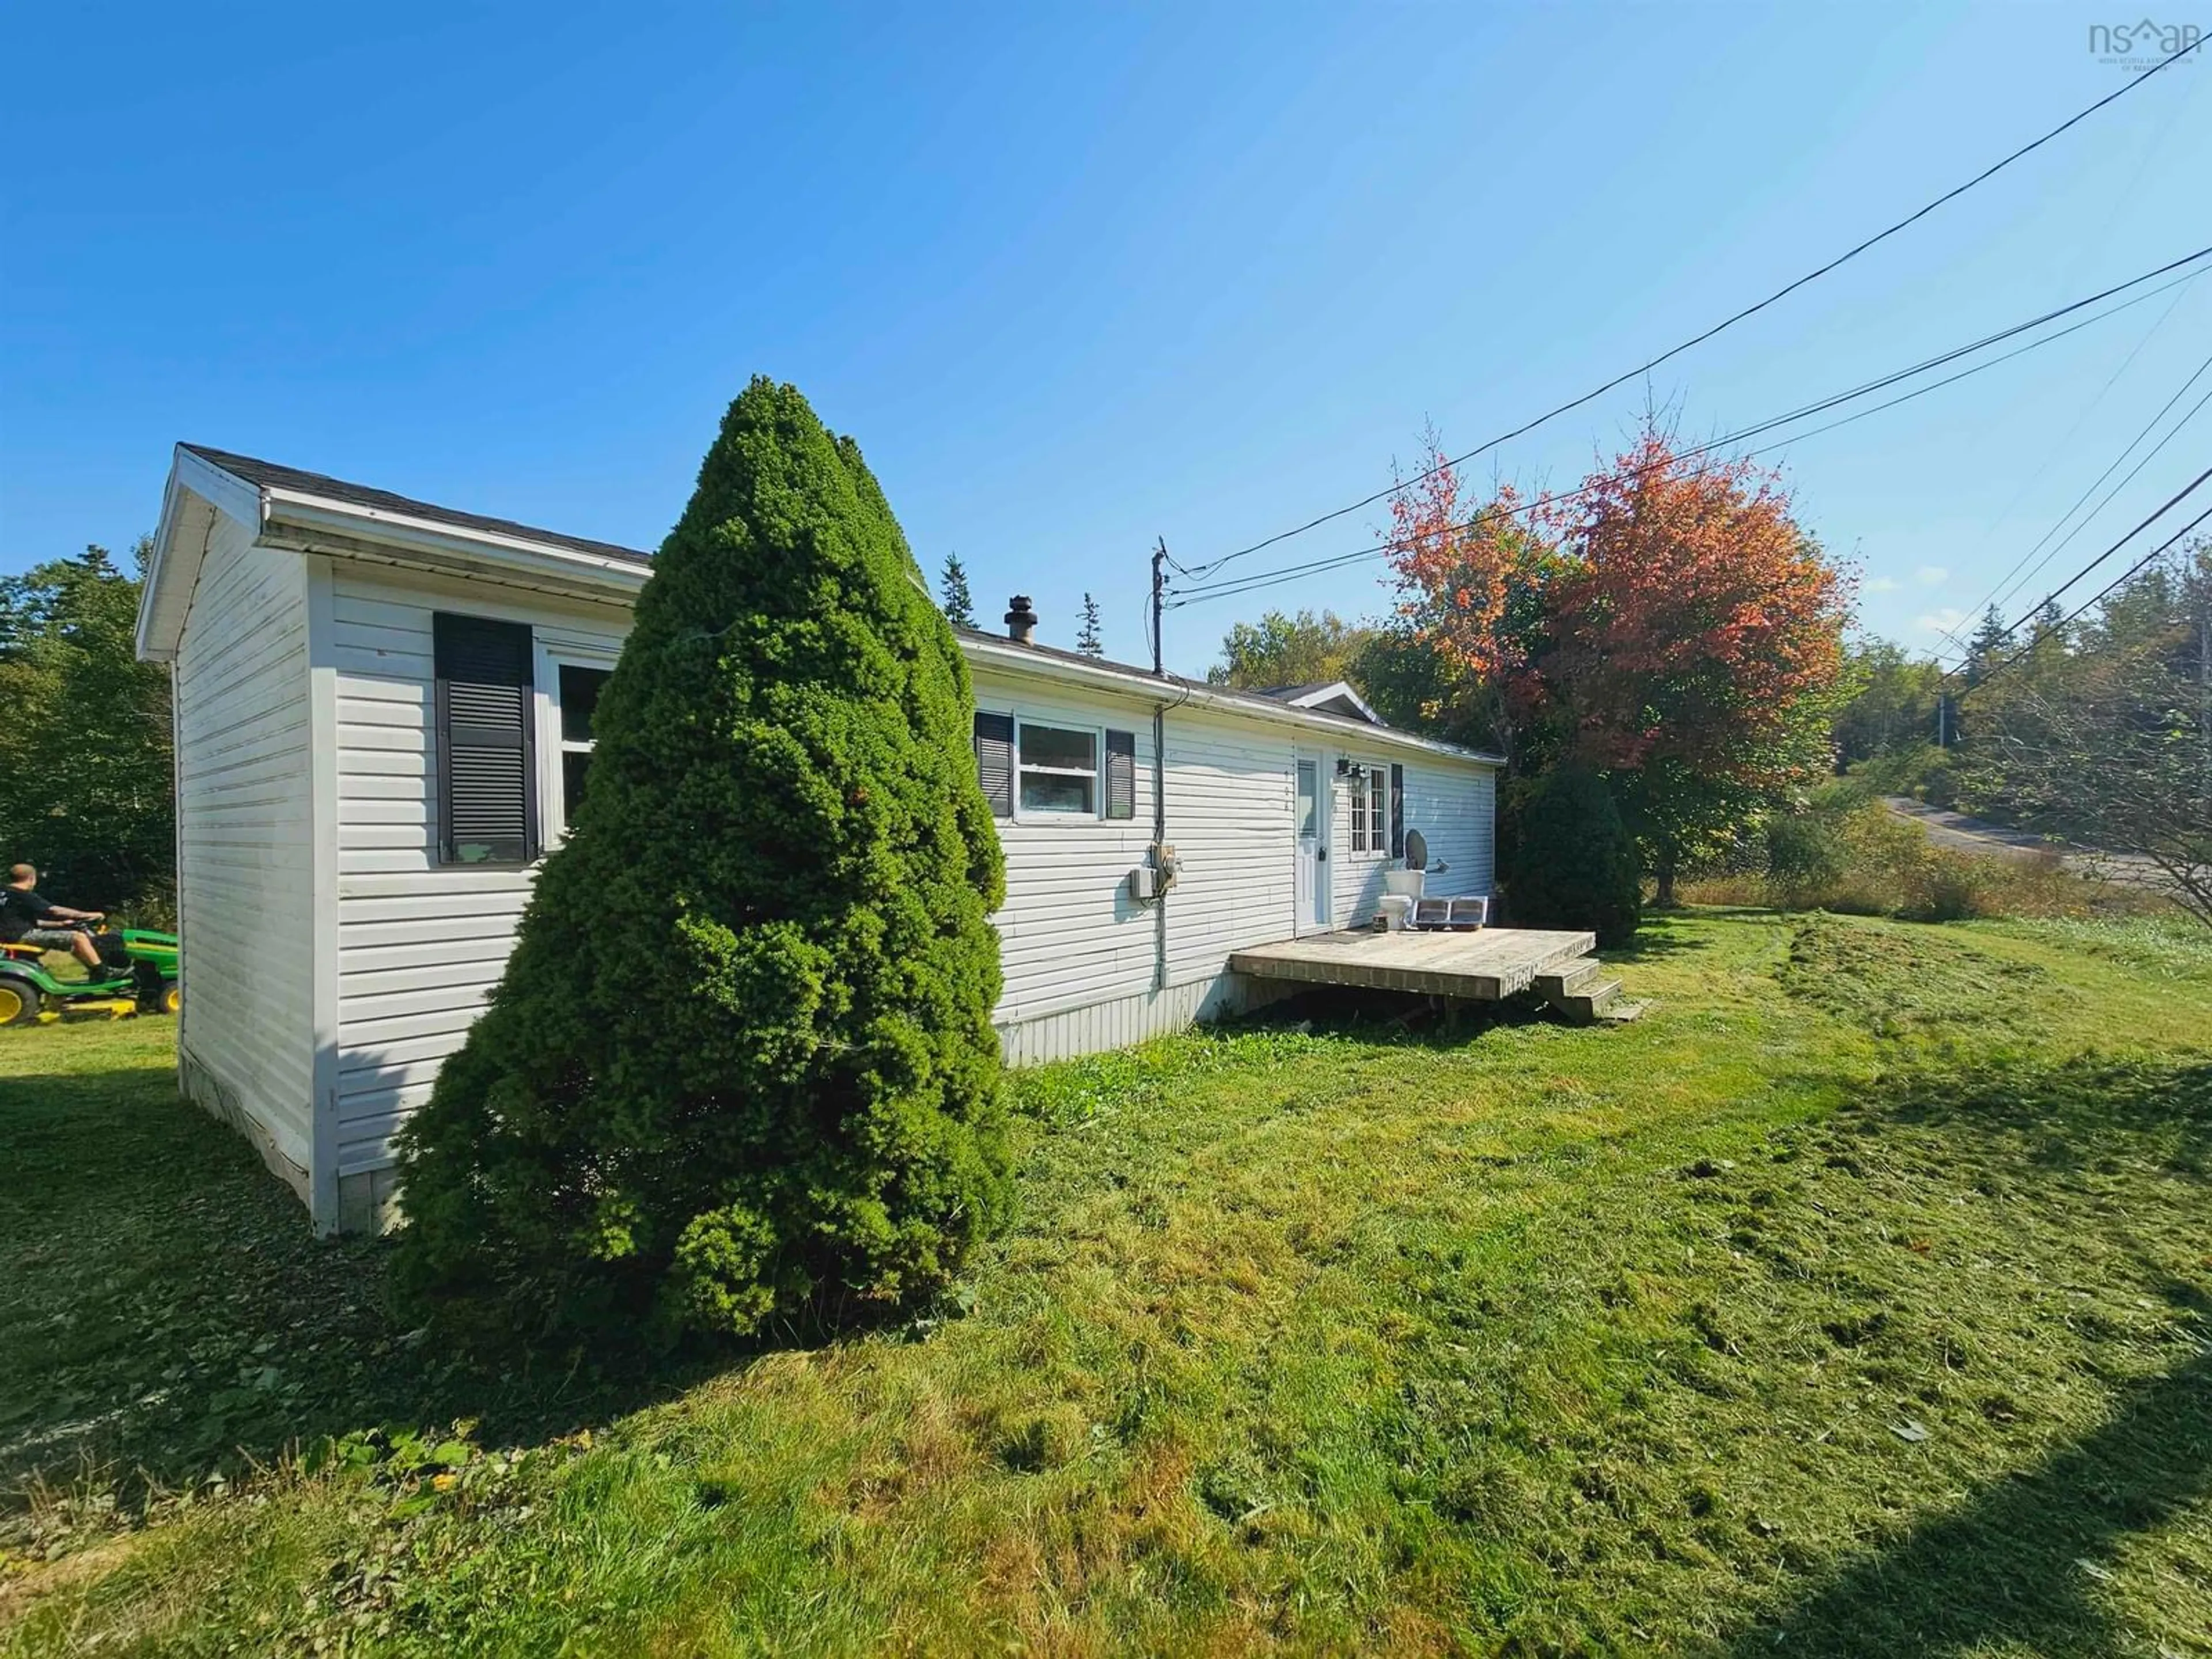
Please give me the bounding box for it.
[0,925,180,1025]
[0,866,180,1025]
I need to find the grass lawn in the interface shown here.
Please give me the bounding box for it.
[3,908,2210,1656]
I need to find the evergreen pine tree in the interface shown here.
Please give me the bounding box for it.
[1501,766,1641,947]
[939,553,976,628]
[1076,592,1104,657]
[1964,603,2010,685]
[393,378,1011,1347]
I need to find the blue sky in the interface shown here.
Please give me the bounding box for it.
[3,2,2206,673]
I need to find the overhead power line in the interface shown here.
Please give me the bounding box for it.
[1180,35,2206,584]
[1975,344,2212,620]
[1165,249,2212,609]
[1955,274,2196,585]
[1959,491,2212,701]
[1947,461,2212,692]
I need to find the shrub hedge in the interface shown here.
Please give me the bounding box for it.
[1502,766,1642,947]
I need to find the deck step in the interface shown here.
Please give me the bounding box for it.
[1531,957,1605,998]
[1549,976,1624,1025]
[1597,997,1652,1024]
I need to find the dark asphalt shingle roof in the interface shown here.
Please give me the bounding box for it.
[952,624,1151,679]
[181,444,654,567]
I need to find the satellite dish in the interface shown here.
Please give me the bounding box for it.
[1404,828,1429,870]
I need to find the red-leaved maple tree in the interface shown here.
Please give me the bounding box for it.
[1542,426,1850,900]
[1385,421,1850,904]
[1382,430,1555,759]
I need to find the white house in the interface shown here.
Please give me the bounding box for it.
[138,443,1503,1232]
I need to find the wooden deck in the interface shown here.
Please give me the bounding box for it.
[1229,927,1599,1002]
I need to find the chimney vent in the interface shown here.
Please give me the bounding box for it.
[1005,594,1039,645]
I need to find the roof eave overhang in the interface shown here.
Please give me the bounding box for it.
[256,491,650,602]
[963,635,1503,766]
[138,445,266,662]
[136,450,1502,767]
[138,450,652,663]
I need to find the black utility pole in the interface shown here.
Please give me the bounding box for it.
[1150,538,1167,677]
[1147,537,1172,993]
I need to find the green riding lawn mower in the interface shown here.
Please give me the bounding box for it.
[0,926,180,1026]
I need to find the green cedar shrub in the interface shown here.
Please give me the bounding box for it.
[391,378,1010,1349]
[1502,765,1642,948]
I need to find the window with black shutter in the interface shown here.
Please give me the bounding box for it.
[1350,764,1387,853]
[973,711,1014,819]
[1391,764,1406,858]
[434,613,537,864]
[1104,729,1136,820]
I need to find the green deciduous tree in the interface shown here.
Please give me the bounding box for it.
[0,541,174,918]
[1206,609,1375,690]
[393,378,1012,1349]
[1832,639,1944,766]
[1963,546,2212,928]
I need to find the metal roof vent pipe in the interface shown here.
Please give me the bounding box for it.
[1005,595,1039,644]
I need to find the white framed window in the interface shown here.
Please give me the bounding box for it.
[538,643,618,840]
[1349,763,1387,853]
[1017,719,1101,818]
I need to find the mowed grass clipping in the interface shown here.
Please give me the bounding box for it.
[1,910,2209,1656]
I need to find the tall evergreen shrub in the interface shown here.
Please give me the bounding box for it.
[1502,766,1642,948]
[393,378,1010,1346]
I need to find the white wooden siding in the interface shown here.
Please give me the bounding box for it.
[1404,760,1495,900]
[328,568,631,1180]
[1158,710,1300,984]
[310,593,1499,1195]
[171,516,315,1194]
[972,670,1160,1022]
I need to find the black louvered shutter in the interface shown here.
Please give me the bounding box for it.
[973,711,1013,819]
[434,613,537,864]
[1104,729,1136,820]
[1390,764,1406,858]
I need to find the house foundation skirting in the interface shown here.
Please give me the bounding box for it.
[336,1166,404,1236]
[272,975,1298,1234]
[178,1044,312,1207]
[994,971,1297,1066]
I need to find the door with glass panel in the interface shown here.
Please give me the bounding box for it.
[1293,751,1331,933]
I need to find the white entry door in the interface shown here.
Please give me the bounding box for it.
[1293,751,1332,934]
